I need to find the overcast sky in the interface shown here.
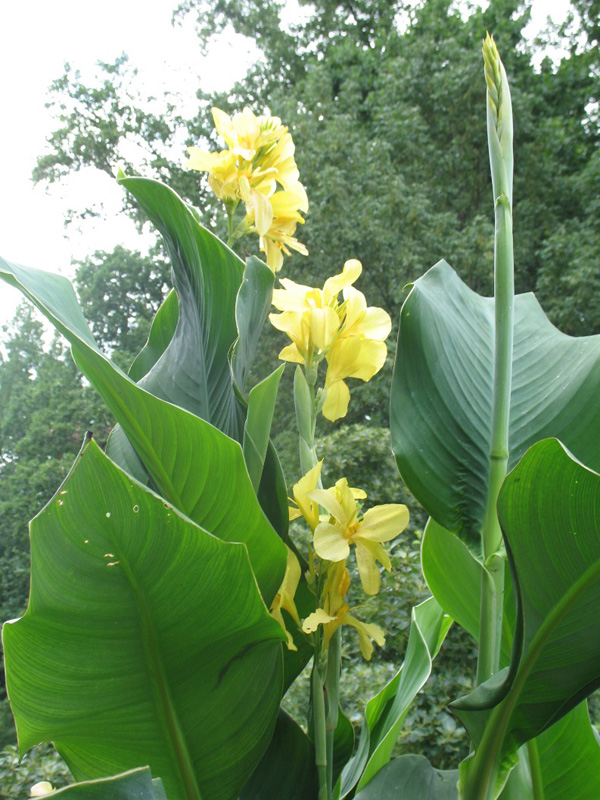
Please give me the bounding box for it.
[0,0,572,330]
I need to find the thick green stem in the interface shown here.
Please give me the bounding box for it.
[477,37,514,688]
[312,655,329,800]
[325,629,341,794]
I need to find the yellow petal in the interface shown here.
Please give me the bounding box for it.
[309,307,340,351]
[342,287,392,340]
[322,259,362,304]
[359,504,410,542]
[212,107,234,144]
[278,343,305,364]
[355,542,383,595]
[302,608,336,634]
[343,614,385,660]
[307,487,347,526]
[292,461,323,529]
[313,521,351,562]
[326,338,387,384]
[321,379,351,422]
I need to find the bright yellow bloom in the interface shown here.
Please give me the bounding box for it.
[186,106,308,271]
[270,547,302,651]
[302,562,386,664]
[308,478,409,595]
[269,260,391,418]
[289,461,323,529]
[269,260,362,363]
[303,606,385,660]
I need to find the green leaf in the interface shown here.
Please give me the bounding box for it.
[129,288,179,382]
[243,365,285,492]
[533,702,600,800]
[3,439,286,800]
[454,439,600,797]
[0,255,286,604]
[231,255,276,394]
[240,709,318,800]
[341,598,451,796]
[391,261,600,546]
[118,176,246,440]
[421,520,513,667]
[353,755,458,799]
[41,767,166,799]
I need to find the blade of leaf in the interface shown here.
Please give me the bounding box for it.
[3,439,286,800]
[421,520,513,667]
[42,767,166,799]
[0,255,286,603]
[341,597,451,796]
[353,754,458,799]
[129,288,179,382]
[391,261,600,547]
[243,365,285,492]
[453,439,600,798]
[231,255,276,394]
[239,709,318,800]
[118,176,245,440]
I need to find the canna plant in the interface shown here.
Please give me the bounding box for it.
[2,35,600,800]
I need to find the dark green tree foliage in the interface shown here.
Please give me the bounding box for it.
[73,245,171,367]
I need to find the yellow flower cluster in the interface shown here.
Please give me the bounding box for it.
[269,260,391,421]
[273,462,409,659]
[186,106,308,272]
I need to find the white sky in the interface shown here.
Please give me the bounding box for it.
[0,0,572,331]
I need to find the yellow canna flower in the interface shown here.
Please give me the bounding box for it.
[308,478,409,595]
[270,547,302,651]
[289,461,323,529]
[269,260,362,363]
[321,285,392,422]
[302,604,385,661]
[186,106,308,270]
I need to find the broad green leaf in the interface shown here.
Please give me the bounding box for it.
[533,702,600,799]
[41,767,166,799]
[129,288,179,382]
[391,261,600,546]
[240,709,318,800]
[454,439,600,798]
[3,439,286,800]
[341,598,451,796]
[0,256,286,603]
[118,176,245,440]
[231,255,276,393]
[243,366,285,492]
[353,755,458,799]
[421,520,513,666]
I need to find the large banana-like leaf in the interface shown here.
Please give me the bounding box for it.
[454,439,600,798]
[240,710,318,800]
[0,255,285,603]
[421,520,514,667]
[391,261,600,546]
[353,755,458,799]
[41,768,166,799]
[118,176,246,439]
[3,439,286,800]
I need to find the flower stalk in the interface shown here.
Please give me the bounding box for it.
[477,35,514,685]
